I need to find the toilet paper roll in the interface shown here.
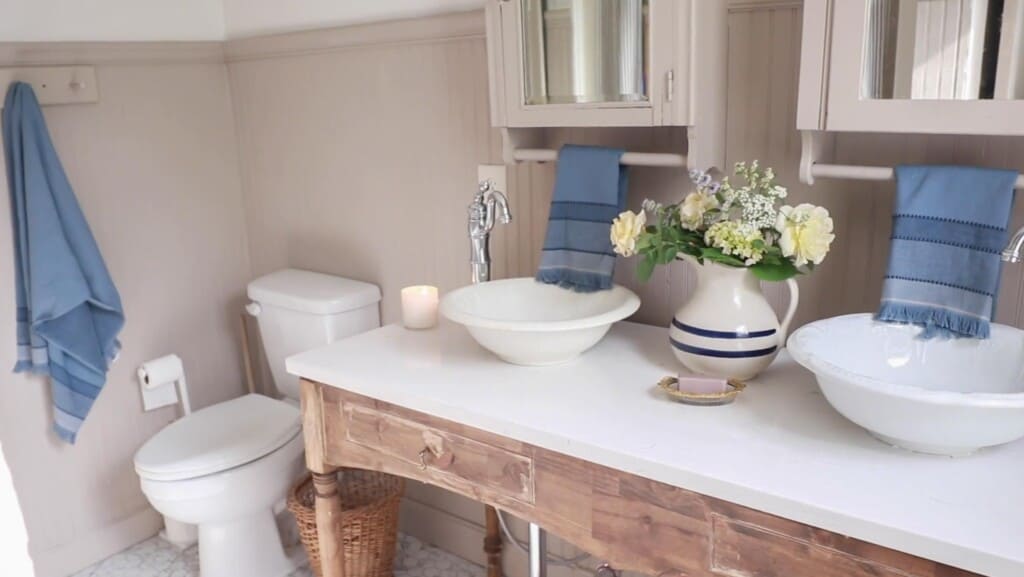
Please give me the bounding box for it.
[138,354,185,389]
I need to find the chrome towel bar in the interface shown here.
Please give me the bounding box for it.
[800,131,1024,189]
[809,162,1024,190]
[512,148,686,168]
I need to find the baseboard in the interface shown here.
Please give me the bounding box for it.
[399,494,596,577]
[30,493,594,577]
[400,495,489,568]
[30,507,163,577]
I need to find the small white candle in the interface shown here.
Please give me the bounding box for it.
[401,285,439,330]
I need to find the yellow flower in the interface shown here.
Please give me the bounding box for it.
[679,192,719,231]
[610,210,646,257]
[775,204,835,266]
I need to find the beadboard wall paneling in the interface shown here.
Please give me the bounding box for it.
[226,27,513,325]
[224,18,604,577]
[0,46,251,577]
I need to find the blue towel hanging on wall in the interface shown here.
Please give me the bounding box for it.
[536,145,629,292]
[877,165,1017,339]
[3,82,124,443]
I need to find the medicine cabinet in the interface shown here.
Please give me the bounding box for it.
[485,0,727,171]
[799,0,1024,135]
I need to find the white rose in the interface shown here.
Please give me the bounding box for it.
[610,210,646,257]
[775,204,835,266]
[679,192,719,231]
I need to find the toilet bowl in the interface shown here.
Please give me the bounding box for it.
[136,394,306,577]
[134,269,382,577]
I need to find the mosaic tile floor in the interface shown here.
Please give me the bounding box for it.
[70,533,484,577]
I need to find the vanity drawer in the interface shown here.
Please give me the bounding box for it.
[711,515,923,577]
[343,403,535,505]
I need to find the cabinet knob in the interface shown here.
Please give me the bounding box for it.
[418,446,455,470]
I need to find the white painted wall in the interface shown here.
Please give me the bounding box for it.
[0,47,253,576]
[0,0,224,41]
[222,0,486,38]
[0,442,33,577]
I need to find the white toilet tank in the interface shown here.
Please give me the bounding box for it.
[247,269,381,401]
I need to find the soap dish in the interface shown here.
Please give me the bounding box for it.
[657,376,746,406]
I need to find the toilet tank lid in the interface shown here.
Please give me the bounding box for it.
[248,269,381,315]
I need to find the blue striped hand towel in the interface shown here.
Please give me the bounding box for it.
[877,165,1017,339]
[4,82,125,443]
[536,145,628,292]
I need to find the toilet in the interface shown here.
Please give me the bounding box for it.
[134,269,381,577]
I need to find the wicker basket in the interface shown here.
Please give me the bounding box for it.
[287,469,405,577]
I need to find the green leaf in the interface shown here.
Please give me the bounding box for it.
[750,259,800,281]
[700,247,745,267]
[636,254,656,282]
[679,244,702,260]
[659,245,679,264]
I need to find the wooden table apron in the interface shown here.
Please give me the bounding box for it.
[300,379,979,577]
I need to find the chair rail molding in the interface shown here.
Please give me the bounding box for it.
[223,10,486,63]
[0,42,225,66]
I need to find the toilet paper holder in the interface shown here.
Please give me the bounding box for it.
[138,354,193,415]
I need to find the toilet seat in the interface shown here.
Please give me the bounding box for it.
[135,394,301,482]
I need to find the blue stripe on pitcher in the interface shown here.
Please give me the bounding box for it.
[670,338,778,359]
[671,318,776,339]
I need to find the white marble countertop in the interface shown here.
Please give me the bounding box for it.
[287,321,1024,577]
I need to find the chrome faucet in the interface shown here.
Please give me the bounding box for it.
[469,179,512,284]
[1002,226,1024,263]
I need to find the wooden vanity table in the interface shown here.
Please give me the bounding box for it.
[289,322,1023,577]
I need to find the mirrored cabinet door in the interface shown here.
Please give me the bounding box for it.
[520,0,650,106]
[820,0,1024,135]
[491,0,686,127]
[860,0,1023,101]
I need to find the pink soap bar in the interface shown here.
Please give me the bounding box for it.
[676,374,730,394]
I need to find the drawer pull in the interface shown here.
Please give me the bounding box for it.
[343,403,535,504]
[418,446,456,470]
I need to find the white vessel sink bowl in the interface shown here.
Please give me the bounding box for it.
[788,313,1024,456]
[440,278,640,366]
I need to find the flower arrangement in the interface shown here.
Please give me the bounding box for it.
[610,161,835,281]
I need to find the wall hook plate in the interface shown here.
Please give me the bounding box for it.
[1,66,99,107]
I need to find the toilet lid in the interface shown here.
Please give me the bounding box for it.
[134,394,301,482]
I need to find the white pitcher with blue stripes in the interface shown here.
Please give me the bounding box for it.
[669,256,799,380]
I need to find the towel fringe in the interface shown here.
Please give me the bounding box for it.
[12,360,33,373]
[536,269,612,293]
[876,302,990,339]
[53,424,76,444]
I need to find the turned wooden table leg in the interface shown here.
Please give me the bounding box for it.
[301,379,346,577]
[313,470,345,577]
[484,505,503,577]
